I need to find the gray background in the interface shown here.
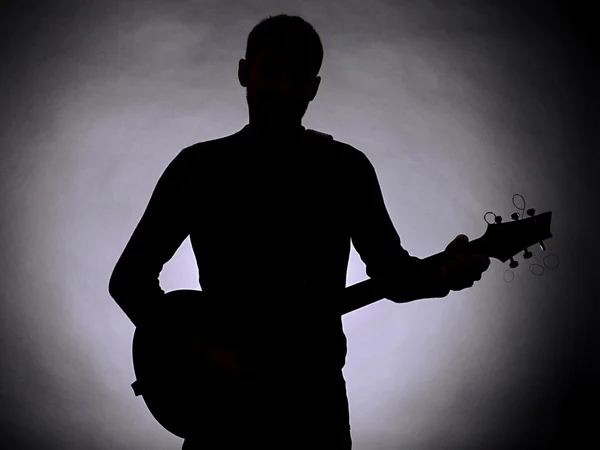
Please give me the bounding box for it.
[1,1,597,449]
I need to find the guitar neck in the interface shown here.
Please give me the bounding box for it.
[340,236,487,315]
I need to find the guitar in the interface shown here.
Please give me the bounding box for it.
[130,200,554,439]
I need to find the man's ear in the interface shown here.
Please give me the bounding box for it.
[309,76,321,102]
[238,58,248,88]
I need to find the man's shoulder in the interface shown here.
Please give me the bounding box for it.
[179,133,239,158]
[305,128,367,162]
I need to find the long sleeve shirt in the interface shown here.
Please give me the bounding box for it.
[108,124,422,371]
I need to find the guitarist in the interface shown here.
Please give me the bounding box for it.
[108,14,490,450]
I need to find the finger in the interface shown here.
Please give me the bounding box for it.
[447,235,468,253]
[463,256,484,281]
[473,254,491,271]
[445,273,474,291]
[456,234,469,243]
[445,254,478,288]
[461,255,485,280]
[448,272,475,290]
[456,253,490,275]
[452,253,473,272]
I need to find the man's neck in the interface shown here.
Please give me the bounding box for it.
[246,121,305,142]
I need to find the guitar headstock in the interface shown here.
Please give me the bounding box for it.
[474,193,555,268]
[480,211,552,262]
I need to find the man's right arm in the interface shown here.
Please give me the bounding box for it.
[108,147,193,327]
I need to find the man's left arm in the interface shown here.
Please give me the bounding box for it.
[348,149,490,302]
[108,147,194,328]
[348,150,430,303]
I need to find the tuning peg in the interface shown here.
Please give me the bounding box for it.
[494,215,503,223]
[509,257,519,269]
[511,212,520,220]
[526,208,536,217]
[538,241,547,252]
[523,248,533,259]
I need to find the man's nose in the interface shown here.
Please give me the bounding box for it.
[271,74,297,95]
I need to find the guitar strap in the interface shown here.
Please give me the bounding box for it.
[305,128,334,142]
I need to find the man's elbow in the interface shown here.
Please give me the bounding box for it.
[108,273,144,327]
[108,270,128,299]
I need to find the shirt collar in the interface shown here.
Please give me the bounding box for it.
[238,123,307,146]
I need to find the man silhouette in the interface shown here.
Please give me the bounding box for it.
[109,14,490,450]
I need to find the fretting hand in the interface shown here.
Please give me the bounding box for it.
[436,234,491,295]
[383,234,491,303]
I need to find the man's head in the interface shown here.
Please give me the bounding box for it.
[238,15,323,133]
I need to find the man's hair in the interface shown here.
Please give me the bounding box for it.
[244,14,324,77]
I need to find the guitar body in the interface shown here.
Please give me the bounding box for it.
[131,290,259,439]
